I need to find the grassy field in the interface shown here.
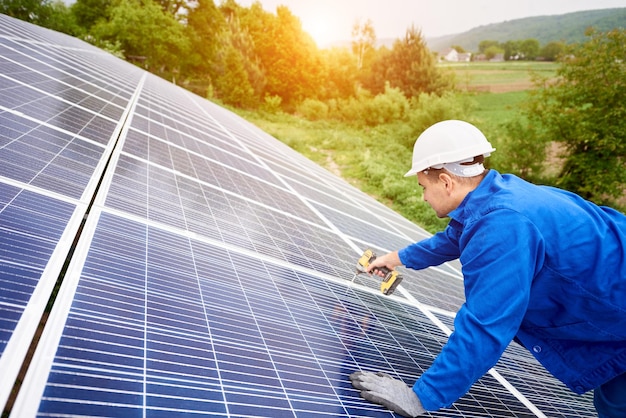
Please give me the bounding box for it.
[444,61,559,129]
[442,61,558,93]
[469,90,529,125]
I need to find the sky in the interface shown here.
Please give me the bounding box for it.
[234,0,626,47]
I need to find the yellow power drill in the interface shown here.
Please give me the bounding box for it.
[353,249,403,296]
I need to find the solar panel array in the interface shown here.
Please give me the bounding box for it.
[0,14,595,417]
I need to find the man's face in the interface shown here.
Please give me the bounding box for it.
[417,171,454,218]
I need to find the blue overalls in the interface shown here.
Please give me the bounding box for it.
[399,170,626,412]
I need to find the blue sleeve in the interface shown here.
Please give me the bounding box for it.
[399,226,461,270]
[413,210,544,410]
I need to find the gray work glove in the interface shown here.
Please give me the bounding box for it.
[350,371,426,417]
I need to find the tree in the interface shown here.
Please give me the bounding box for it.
[359,46,391,95]
[351,18,376,71]
[502,40,520,60]
[202,0,264,107]
[484,45,503,60]
[186,0,226,78]
[71,0,110,30]
[381,25,451,98]
[540,41,565,61]
[1,0,50,23]
[45,0,82,36]
[237,3,322,110]
[478,40,499,54]
[320,47,358,100]
[1,0,82,34]
[519,38,540,60]
[91,0,190,78]
[212,45,257,107]
[523,29,626,207]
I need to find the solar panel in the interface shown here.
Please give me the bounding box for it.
[0,13,595,417]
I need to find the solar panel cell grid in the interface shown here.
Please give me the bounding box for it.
[0,188,77,364]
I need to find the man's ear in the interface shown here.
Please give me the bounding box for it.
[438,172,454,193]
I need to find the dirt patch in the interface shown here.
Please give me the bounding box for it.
[310,146,342,176]
[325,153,342,176]
[465,81,535,93]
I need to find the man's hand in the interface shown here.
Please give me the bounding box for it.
[366,251,402,277]
[350,371,425,417]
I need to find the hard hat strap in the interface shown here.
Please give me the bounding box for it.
[430,161,485,177]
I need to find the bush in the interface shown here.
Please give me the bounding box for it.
[333,90,372,123]
[363,85,410,126]
[262,94,283,114]
[297,99,329,120]
[493,118,550,183]
[325,85,411,126]
[398,92,476,149]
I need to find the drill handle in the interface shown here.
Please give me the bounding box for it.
[372,265,391,275]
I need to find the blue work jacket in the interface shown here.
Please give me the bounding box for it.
[399,170,626,411]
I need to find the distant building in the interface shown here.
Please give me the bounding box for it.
[473,53,504,62]
[439,48,458,62]
[439,48,472,62]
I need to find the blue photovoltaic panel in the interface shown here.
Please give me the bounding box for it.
[0,184,76,354]
[0,13,596,418]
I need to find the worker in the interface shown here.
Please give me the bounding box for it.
[349,120,626,417]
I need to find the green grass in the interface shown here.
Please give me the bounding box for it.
[469,90,529,124]
[442,61,558,90]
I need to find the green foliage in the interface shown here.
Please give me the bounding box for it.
[236,4,323,111]
[216,0,265,105]
[351,18,376,71]
[521,28,626,208]
[383,25,452,97]
[1,0,80,33]
[89,37,124,57]
[491,118,549,182]
[540,41,566,61]
[404,92,475,148]
[42,1,83,36]
[90,0,190,77]
[186,0,227,77]
[365,85,410,125]
[483,45,504,60]
[479,38,539,60]
[299,85,411,126]
[520,39,540,60]
[71,0,110,30]
[261,95,283,114]
[478,40,500,54]
[296,99,329,121]
[1,0,51,23]
[319,47,358,100]
[212,45,257,108]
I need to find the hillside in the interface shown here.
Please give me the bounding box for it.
[425,8,626,53]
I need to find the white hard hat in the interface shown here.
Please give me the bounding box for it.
[404,120,496,177]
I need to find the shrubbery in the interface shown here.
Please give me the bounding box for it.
[296,99,329,120]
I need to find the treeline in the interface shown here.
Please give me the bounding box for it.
[0,0,455,111]
[473,38,565,61]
